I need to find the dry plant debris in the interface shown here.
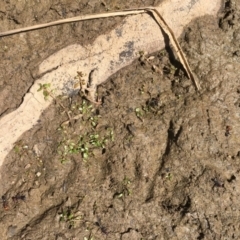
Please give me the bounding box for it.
[0,7,200,91]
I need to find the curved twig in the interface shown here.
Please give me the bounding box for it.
[0,7,200,90]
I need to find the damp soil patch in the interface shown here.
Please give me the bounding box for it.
[1,0,240,239]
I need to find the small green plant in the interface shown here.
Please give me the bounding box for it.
[89,116,98,128]
[44,82,114,163]
[165,172,173,181]
[117,177,132,198]
[138,84,145,94]
[37,83,54,100]
[58,130,114,163]
[14,141,29,155]
[123,176,132,195]
[59,207,81,229]
[38,83,73,125]
[159,49,167,57]
[89,134,106,148]
[135,107,143,118]
[58,137,89,162]
[14,144,28,153]
[107,128,114,142]
[80,145,90,160]
[135,107,147,121]
[78,100,93,114]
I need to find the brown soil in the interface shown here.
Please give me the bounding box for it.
[1,0,240,239]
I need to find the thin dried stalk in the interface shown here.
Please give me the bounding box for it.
[0,7,200,90]
[0,9,145,37]
[144,7,200,90]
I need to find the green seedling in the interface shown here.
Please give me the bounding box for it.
[78,100,93,115]
[159,49,167,57]
[37,83,54,100]
[89,134,106,148]
[14,144,28,153]
[165,172,173,181]
[170,65,177,75]
[79,143,89,160]
[77,135,92,160]
[117,177,132,198]
[135,107,146,121]
[57,130,114,162]
[14,140,29,155]
[107,128,114,142]
[58,137,89,162]
[138,84,145,95]
[58,139,75,163]
[56,99,114,162]
[38,83,73,125]
[163,64,177,75]
[135,107,143,117]
[89,116,98,128]
[124,178,132,196]
[59,207,81,229]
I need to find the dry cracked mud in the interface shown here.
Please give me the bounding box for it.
[1,0,240,239]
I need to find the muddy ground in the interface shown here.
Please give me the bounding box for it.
[0,0,240,239]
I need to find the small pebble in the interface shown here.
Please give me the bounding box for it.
[24,163,31,169]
